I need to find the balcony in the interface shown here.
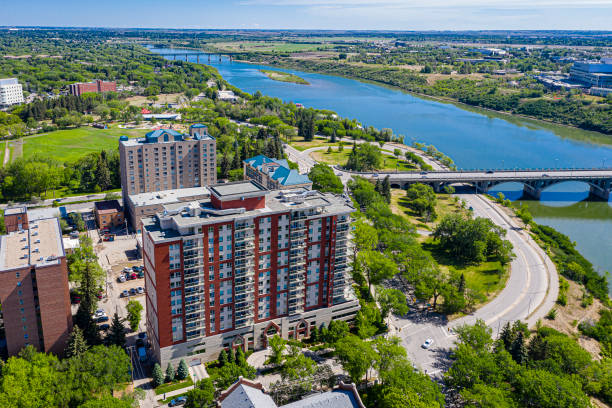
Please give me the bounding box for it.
[291,213,307,221]
[235,223,254,231]
[184,269,204,279]
[184,250,203,260]
[184,261,204,270]
[184,279,202,289]
[184,297,204,306]
[185,313,204,323]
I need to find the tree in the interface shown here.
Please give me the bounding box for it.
[267,335,286,366]
[345,143,383,171]
[177,359,189,381]
[405,183,437,220]
[281,346,316,381]
[381,175,391,203]
[75,301,101,346]
[152,363,164,388]
[325,320,350,344]
[106,313,125,348]
[185,378,215,408]
[78,396,132,407]
[335,335,377,383]
[125,300,143,332]
[235,347,247,367]
[359,250,398,292]
[218,349,228,367]
[165,362,175,383]
[308,164,343,194]
[228,347,235,365]
[65,326,88,358]
[377,288,408,319]
[510,331,527,365]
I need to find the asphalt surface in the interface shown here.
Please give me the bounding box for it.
[287,139,558,378]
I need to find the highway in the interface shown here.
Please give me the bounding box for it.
[285,142,558,378]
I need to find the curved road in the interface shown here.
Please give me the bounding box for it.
[285,142,558,377]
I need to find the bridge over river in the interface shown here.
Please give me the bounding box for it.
[348,168,612,200]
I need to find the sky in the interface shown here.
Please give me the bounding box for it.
[2,0,612,31]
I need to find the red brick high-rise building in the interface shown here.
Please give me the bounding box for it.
[0,208,72,356]
[141,181,359,366]
[69,79,116,96]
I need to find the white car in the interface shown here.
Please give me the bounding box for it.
[93,309,106,318]
[123,267,132,273]
[422,338,434,349]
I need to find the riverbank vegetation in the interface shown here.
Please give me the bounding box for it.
[259,69,309,85]
[446,319,612,407]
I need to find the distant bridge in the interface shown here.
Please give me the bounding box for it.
[349,168,612,200]
[156,52,233,63]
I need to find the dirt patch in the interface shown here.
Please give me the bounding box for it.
[541,279,604,360]
[125,93,184,106]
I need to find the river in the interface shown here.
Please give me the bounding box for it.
[149,47,612,292]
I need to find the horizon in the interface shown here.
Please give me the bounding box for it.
[2,0,612,31]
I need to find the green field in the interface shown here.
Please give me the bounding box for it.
[311,148,418,171]
[19,126,147,162]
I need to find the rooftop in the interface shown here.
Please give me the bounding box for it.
[210,180,267,198]
[119,127,213,147]
[143,188,353,243]
[0,218,64,271]
[128,187,210,207]
[94,200,123,213]
[0,78,19,86]
[4,206,27,216]
[245,155,311,187]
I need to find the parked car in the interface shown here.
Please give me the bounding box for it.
[129,288,137,296]
[99,324,110,331]
[70,294,81,304]
[138,332,147,340]
[138,346,147,363]
[169,397,187,407]
[123,267,132,273]
[136,338,145,348]
[422,338,434,349]
[137,286,144,294]
[130,272,138,280]
[94,309,106,318]
[96,290,104,300]
[137,271,144,279]
[117,275,126,283]
[97,316,109,323]
[132,266,142,272]
[121,290,129,298]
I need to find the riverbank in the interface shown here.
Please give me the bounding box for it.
[238,56,612,139]
[259,69,309,85]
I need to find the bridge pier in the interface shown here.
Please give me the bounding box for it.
[522,184,542,200]
[588,185,611,201]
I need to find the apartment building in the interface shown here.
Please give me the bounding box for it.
[0,78,24,107]
[68,79,116,96]
[0,207,72,356]
[141,181,359,366]
[119,125,216,229]
[93,200,124,230]
[244,155,312,190]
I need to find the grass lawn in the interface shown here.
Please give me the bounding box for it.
[390,190,466,230]
[0,141,5,166]
[21,126,147,162]
[311,149,418,172]
[289,136,339,151]
[421,238,509,304]
[154,376,193,396]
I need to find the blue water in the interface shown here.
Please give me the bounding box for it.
[150,47,612,292]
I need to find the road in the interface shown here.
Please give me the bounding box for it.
[286,140,558,378]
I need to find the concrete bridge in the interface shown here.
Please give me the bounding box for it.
[352,168,612,200]
[156,52,232,63]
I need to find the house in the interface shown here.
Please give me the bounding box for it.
[93,200,124,230]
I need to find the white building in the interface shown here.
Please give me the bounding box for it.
[0,78,24,107]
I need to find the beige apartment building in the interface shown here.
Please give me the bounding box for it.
[119,124,216,229]
[0,207,72,357]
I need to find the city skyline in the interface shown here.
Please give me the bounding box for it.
[2,0,612,31]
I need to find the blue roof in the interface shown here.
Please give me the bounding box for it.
[145,129,183,143]
[190,123,208,129]
[244,155,310,186]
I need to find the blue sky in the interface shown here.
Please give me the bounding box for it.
[3,0,612,30]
